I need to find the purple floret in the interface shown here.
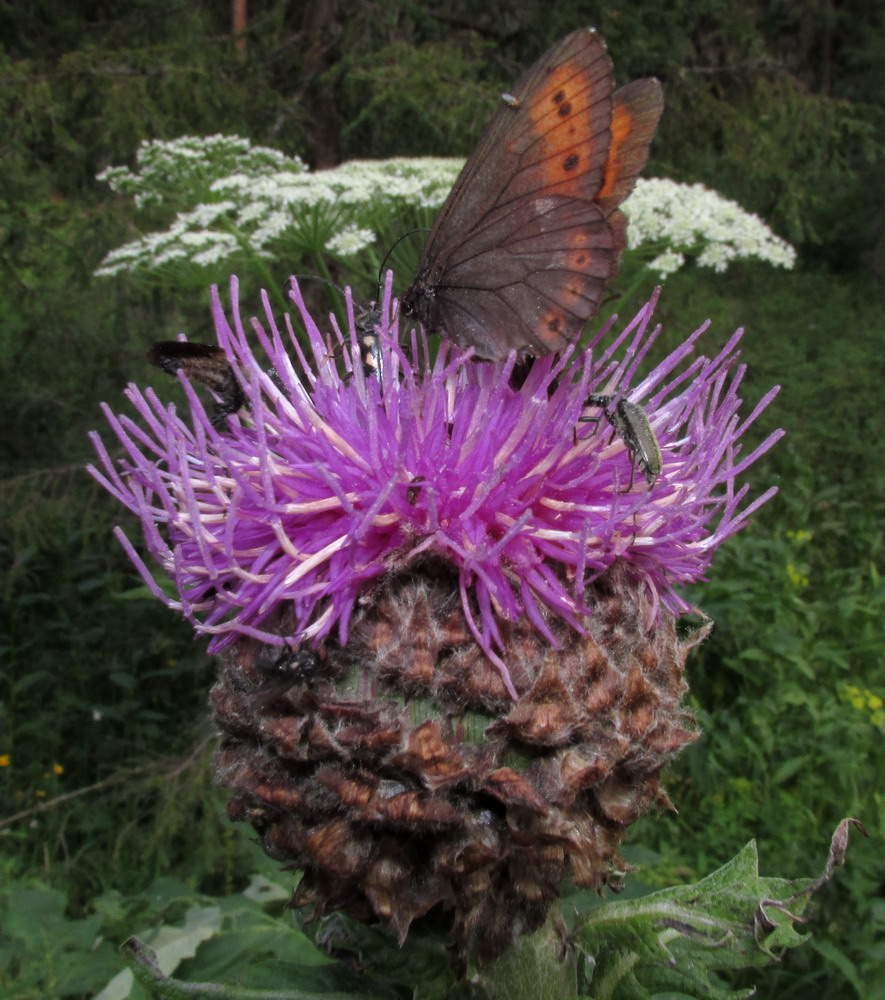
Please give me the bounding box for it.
[88,275,783,697]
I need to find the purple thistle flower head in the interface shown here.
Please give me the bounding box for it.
[88,275,783,698]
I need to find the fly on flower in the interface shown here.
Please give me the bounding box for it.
[148,341,245,427]
[258,643,321,684]
[248,642,324,708]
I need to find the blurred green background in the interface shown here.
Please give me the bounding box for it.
[1,2,883,997]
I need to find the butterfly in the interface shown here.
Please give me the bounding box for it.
[401,27,663,360]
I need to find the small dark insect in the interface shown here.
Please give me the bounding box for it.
[281,273,387,386]
[353,227,428,386]
[406,475,426,506]
[259,643,321,685]
[148,342,245,427]
[248,643,322,709]
[580,394,663,490]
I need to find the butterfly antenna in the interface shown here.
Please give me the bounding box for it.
[283,273,348,299]
[375,229,430,300]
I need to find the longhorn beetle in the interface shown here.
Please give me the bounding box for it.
[580,394,663,490]
[355,228,431,387]
[355,306,384,382]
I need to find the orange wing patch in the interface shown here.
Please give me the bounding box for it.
[505,34,615,203]
[596,78,663,214]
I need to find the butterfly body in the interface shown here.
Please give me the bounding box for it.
[402,28,662,360]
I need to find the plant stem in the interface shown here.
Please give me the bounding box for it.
[456,909,578,1000]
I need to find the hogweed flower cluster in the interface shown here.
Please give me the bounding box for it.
[88,277,783,966]
[94,135,796,283]
[625,177,798,277]
[95,137,462,277]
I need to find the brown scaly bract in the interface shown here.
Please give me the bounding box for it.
[212,560,703,967]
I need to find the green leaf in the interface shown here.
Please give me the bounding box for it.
[121,936,397,999]
[809,937,864,996]
[95,905,223,1000]
[770,755,809,784]
[575,840,809,1000]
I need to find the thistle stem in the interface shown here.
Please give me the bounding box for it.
[459,909,578,1000]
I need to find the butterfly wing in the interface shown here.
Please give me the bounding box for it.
[402,28,662,360]
[597,78,664,270]
[597,78,664,215]
[413,195,615,356]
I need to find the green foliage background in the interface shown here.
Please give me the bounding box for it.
[1,1,883,997]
